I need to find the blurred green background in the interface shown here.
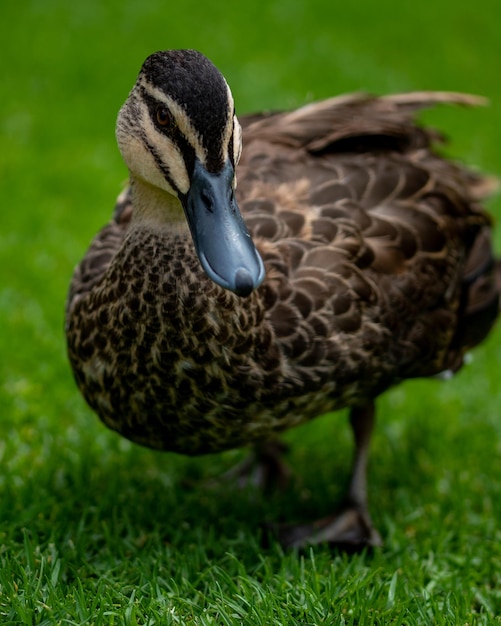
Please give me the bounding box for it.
[1,0,501,622]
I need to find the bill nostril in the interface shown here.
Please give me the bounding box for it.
[200,189,213,212]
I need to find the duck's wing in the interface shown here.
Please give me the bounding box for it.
[241,92,487,159]
[237,92,498,379]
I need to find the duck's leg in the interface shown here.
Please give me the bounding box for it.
[275,402,382,551]
[220,439,292,491]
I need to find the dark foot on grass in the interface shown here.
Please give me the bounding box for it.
[266,505,382,553]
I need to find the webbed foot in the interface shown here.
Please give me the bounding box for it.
[269,504,382,552]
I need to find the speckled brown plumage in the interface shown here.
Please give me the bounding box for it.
[66,50,499,548]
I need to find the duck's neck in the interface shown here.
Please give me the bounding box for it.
[129,175,188,233]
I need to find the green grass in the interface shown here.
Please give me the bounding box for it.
[1,0,501,623]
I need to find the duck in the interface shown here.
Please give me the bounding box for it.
[66,49,500,550]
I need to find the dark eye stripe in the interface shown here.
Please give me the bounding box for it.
[228,126,235,164]
[140,86,197,181]
[142,135,180,193]
[143,93,225,173]
[171,127,196,178]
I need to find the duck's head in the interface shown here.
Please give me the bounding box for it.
[116,49,265,297]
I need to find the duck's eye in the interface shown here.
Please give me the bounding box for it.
[156,105,172,128]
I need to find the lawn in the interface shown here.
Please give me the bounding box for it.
[1,0,501,623]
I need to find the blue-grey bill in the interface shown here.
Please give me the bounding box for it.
[182,159,265,297]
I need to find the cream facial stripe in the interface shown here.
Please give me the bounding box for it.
[141,76,236,169]
[140,79,209,163]
[220,80,235,163]
[137,93,191,194]
[232,116,242,167]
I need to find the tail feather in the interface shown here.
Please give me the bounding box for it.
[449,229,500,369]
